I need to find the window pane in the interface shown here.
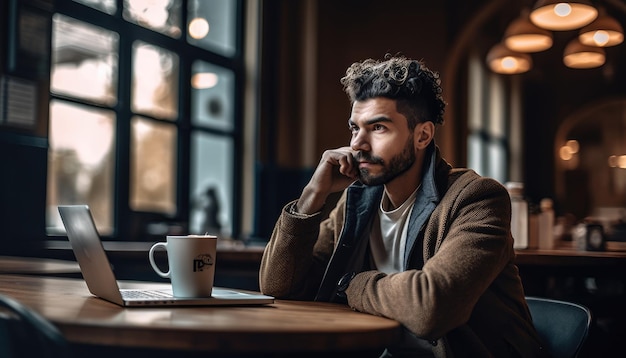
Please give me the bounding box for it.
[187,0,237,57]
[488,141,507,184]
[191,60,234,131]
[123,0,182,38]
[468,52,485,131]
[73,0,116,15]
[47,100,115,235]
[51,14,119,106]
[130,116,177,214]
[189,132,233,236]
[132,41,179,120]
[467,133,485,177]
[488,73,506,138]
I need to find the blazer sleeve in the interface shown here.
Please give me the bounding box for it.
[343,175,515,340]
[259,193,347,300]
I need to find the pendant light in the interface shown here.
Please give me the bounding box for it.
[486,43,533,74]
[504,9,553,52]
[563,38,606,68]
[578,7,624,47]
[530,0,598,31]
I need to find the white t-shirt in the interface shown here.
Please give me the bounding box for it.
[370,186,434,356]
[370,186,419,274]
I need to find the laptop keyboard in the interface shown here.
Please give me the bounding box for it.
[121,290,173,300]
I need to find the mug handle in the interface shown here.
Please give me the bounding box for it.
[148,242,170,278]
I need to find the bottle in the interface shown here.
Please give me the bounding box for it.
[506,182,529,249]
[538,198,555,249]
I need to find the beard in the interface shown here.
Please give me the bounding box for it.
[356,136,416,186]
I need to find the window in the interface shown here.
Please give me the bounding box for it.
[47,0,244,240]
[466,50,523,185]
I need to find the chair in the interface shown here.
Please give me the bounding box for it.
[526,296,592,358]
[0,293,71,358]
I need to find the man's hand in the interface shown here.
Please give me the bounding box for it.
[295,147,358,215]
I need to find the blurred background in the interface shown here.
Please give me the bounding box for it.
[1,0,626,355]
[2,0,625,247]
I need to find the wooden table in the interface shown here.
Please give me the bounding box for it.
[0,274,401,357]
[515,241,626,266]
[0,255,80,275]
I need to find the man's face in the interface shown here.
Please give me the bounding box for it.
[348,97,417,186]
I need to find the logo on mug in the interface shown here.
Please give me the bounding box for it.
[193,254,214,272]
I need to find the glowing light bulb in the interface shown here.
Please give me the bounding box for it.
[566,140,579,153]
[189,18,209,39]
[592,30,610,46]
[554,3,572,17]
[501,56,518,70]
[191,72,218,89]
[560,146,573,161]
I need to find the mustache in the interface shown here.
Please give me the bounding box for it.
[354,152,384,165]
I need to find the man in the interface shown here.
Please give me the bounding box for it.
[259,55,545,357]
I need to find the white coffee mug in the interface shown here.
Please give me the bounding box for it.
[148,235,217,298]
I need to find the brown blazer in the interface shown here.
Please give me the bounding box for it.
[260,149,546,357]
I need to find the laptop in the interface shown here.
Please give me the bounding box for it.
[58,205,274,307]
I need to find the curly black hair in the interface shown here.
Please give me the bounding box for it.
[340,54,446,129]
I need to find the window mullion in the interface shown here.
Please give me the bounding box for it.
[114,22,134,239]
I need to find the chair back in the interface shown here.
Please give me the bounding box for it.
[0,293,71,358]
[526,296,592,358]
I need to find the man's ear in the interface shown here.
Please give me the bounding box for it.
[415,121,435,149]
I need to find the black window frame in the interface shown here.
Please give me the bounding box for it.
[47,0,246,242]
